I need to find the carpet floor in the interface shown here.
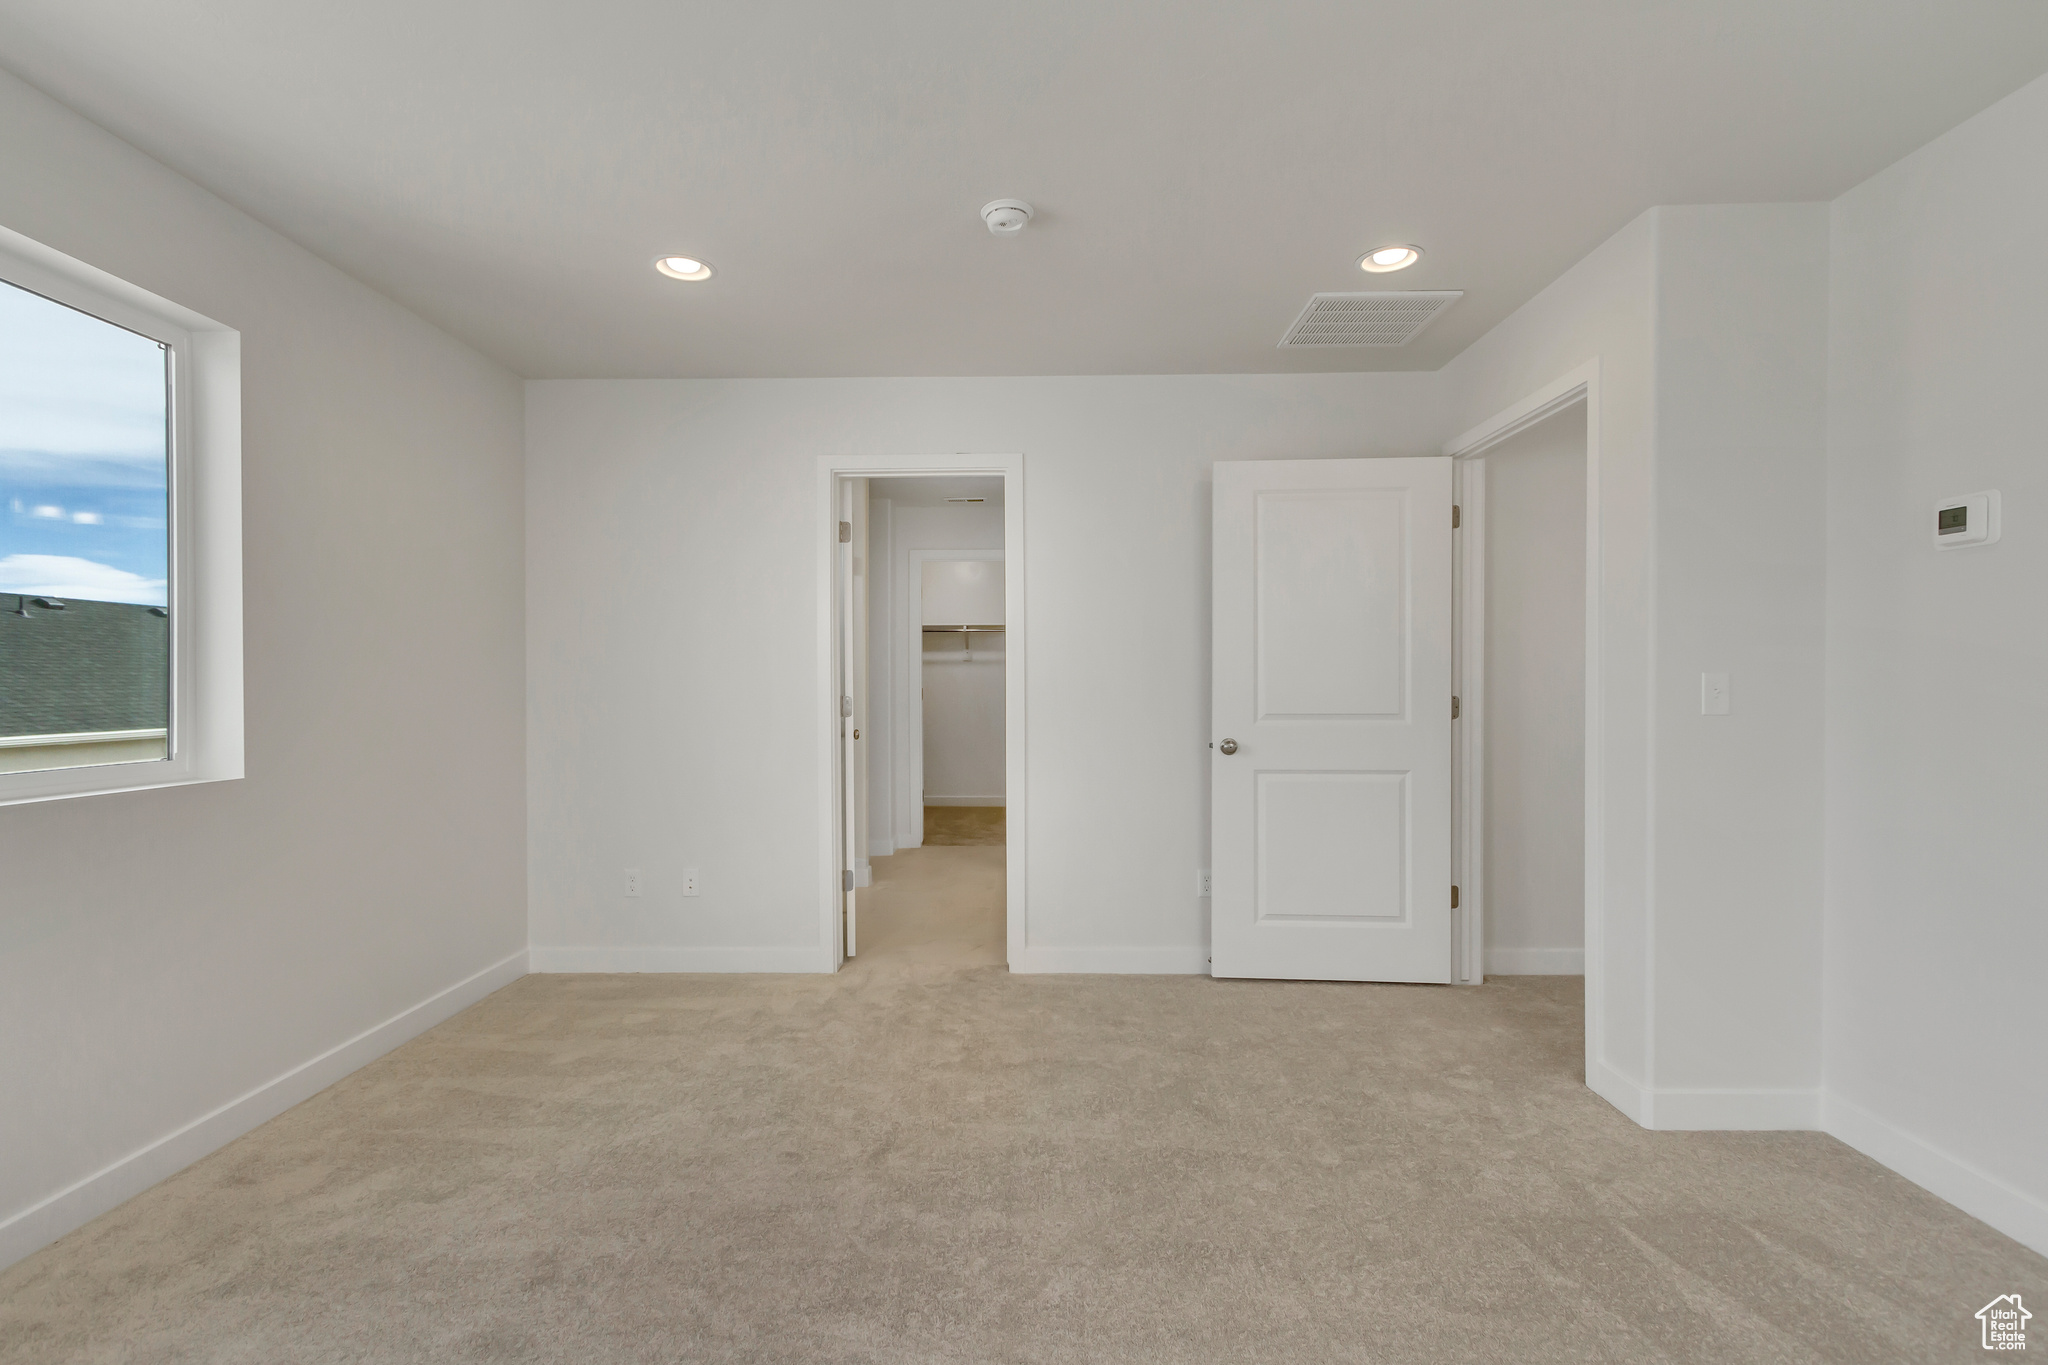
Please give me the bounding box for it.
[1,846,2039,1364]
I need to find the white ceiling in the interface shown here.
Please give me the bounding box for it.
[3,1,2045,379]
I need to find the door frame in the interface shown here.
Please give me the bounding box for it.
[1442,360,1601,1037]
[816,453,1026,969]
[1209,456,1459,983]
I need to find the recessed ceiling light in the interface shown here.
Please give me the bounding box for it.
[1358,245,1422,273]
[654,256,713,281]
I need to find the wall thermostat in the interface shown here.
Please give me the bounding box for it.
[1933,491,1999,549]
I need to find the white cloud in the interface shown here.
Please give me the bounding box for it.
[0,281,167,459]
[0,448,166,489]
[0,554,166,606]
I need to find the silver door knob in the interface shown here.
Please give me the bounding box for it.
[1218,739,1238,755]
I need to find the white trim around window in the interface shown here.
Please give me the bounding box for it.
[0,225,242,805]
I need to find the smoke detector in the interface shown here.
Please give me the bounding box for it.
[982,199,1034,235]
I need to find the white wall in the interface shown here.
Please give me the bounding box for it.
[921,633,1005,804]
[1648,203,1830,1109]
[1482,403,1585,975]
[1823,71,2048,1254]
[526,375,1447,972]
[1441,202,1830,1128]
[919,559,1005,806]
[1441,212,1659,1101]
[0,70,527,1269]
[921,559,1005,627]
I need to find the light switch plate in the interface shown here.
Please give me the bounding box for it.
[681,868,700,897]
[1701,673,1730,716]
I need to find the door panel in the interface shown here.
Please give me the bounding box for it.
[1256,491,1407,719]
[1212,457,1453,982]
[1256,771,1407,922]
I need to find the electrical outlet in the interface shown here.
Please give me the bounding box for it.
[1196,869,1212,898]
[681,868,700,897]
[624,867,643,898]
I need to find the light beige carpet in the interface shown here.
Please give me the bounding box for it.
[852,844,1006,972]
[920,805,1004,846]
[2,846,2039,1363]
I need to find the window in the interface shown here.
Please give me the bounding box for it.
[1,278,171,774]
[0,226,242,804]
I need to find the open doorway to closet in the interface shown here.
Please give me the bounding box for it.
[826,466,1019,972]
[1451,385,1592,995]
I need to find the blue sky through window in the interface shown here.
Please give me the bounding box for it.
[0,279,168,607]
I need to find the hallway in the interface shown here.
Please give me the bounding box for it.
[848,806,1006,976]
[849,840,1006,976]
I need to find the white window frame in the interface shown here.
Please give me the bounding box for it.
[0,225,242,805]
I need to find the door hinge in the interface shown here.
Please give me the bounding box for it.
[1451,885,1461,909]
[841,695,853,717]
[1452,504,1461,529]
[839,520,852,543]
[1452,695,1460,720]
[843,869,854,892]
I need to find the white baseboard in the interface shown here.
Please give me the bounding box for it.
[868,839,895,858]
[1484,947,1584,975]
[1824,1091,2048,1257]
[1587,1056,1649,1126]
[923,795,1005,807]
[529,945,833,973]
[1010,945,1209,974]
[1647,1087,1820,1131]
[0,947,529,1274]
[854,862,872,888]
[1586,1056,1819,1132]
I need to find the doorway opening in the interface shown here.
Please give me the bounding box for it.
[823,462,1021,972]
[1453,399,1589,986]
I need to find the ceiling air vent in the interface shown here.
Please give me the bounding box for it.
[1278,291,1463,348]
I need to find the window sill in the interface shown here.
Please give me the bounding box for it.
[0,729,168,776]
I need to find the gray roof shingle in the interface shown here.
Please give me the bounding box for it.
[0,596,168,736]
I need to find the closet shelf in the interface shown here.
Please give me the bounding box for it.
[923,624,1003,663]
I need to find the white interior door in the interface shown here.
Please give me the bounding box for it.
[1210,457,1455,982]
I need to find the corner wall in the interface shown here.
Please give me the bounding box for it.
[1823,71,2048,1254]
[1440,212,1660,1108]
[1440,202,1832,1130]
[0,69,527,1270]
